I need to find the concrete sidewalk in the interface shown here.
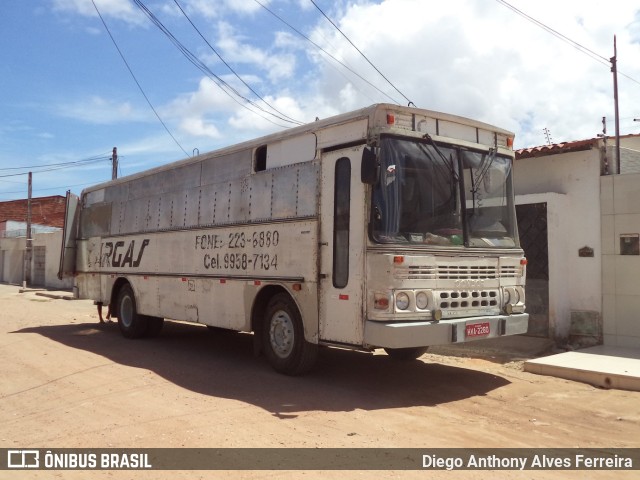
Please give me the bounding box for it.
[19,287,75,300]
[431,335,640,392]
[525,345,640,392]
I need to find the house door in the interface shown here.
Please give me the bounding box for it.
[516,202,549,337]
[33,246,46,286]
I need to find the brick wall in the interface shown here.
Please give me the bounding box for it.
[0,196,66,229]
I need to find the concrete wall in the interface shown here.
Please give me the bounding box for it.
[0,237,25,285]
[0,230,72,289]
[601,173,640,348]
[1,221,61,238]
[514,148,602,341]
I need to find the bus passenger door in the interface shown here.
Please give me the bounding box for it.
[319,147,366,346]
[58,191,80,280]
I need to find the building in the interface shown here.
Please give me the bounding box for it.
[514,134,640,349]
[0,195,71,289]
[0,195,66,234]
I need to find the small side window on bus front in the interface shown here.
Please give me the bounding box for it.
[333,157,351,288]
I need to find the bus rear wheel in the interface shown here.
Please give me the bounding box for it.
[262,293,318,375]
[116,284,148,339]
[384,347,428,361]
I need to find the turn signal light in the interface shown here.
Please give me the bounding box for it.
[374,293,390,310]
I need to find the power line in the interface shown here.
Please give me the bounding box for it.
[91,0,190,157]
[495,0,608,65]
[495,0,640,87]
[254,0,399,105]
[309,0,414,106]
[0,153,111,172]
[0,181,99,197]
[172,0,303,126]
[132,0,298,128]
[0,156,110,179]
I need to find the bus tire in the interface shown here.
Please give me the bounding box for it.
[116,284,148,339]
[262,293,318,375]
[384,347,428,361]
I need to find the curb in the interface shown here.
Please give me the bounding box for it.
[34,291,75,300]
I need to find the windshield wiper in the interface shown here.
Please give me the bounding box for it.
[471,148,496,195]
[422,134,459,182]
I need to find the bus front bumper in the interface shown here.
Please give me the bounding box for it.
[363,313,529,349]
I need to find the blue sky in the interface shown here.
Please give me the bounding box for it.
[1,0,640,201]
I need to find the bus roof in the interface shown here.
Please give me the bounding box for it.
[82,103,514,195]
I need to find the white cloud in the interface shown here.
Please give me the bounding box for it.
[213,21,296,82]
[164,76,306,141]
[179,117,221,138]
[179,0,268,19]
[52,0,146,25]
[300,0,640,147]
[49,0,640,158]
[54,96,150,124]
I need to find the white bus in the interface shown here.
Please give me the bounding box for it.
[59,104,528,375]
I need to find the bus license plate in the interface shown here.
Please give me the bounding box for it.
[465,322,490,338]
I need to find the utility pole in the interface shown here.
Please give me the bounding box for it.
[611,35,621,174]
[23,172,32,288]
[598,117,609,175]
[112,147,118,180]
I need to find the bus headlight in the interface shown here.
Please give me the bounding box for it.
[504,288,519,304]
[395,292,410,311]
[503,286,525,314]
[416,291,429,310]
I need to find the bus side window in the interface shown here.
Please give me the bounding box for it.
[255,145,267,172]
[333,157,351,288]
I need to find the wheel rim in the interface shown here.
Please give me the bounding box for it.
[120,295,133,328]
[269,309,294,359]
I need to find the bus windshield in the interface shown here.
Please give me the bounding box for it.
[371,135,518,248]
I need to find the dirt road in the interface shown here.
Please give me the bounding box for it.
[0,284,637,479]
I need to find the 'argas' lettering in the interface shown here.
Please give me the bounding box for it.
[100,239,149,268]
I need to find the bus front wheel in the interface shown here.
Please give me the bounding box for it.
[262,293,318,375]
[116,284,148,339]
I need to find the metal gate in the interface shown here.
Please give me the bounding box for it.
[33,246,46,287]
[516,203,549,337]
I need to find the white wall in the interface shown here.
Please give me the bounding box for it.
[0,230,72,289]
[601,173,640,348]
[34,231,73,289]
[0,237,25,285]
[514,148,602,341]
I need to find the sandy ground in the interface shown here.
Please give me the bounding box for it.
[0,284,638,480]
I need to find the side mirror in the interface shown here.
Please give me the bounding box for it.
[361,146,378,185]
